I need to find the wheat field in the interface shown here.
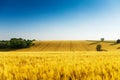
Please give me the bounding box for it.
[1,41,120,80]
[14,40,120,51]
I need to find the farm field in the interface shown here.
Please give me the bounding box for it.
[13,40,120,51]
[1,51,120,80]
[0,41,120,80]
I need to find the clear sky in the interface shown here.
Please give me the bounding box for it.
[0,0,120,40]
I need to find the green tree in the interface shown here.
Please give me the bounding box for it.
[101,38,104,42]
[10,38,27,49]
[96,44,102,51]
[0,38,33,49]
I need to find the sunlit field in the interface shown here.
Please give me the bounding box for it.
[1,51,120,80]
[14,40,120,51]
[1,41,120,80]
[1,0,120,80]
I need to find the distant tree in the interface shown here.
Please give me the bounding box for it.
[101,38,104,42]
[10,38,27,49]
[96,44,102,51]
[26,40,33,47]
[0,41,10,49]
[116,39,120,44]
[32,39,36,41]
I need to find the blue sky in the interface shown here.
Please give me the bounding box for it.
[0,0,120,40]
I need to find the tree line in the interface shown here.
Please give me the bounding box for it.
[0,38,34,49]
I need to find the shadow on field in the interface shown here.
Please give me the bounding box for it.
[88,42,98,45]
[0,49,14,52]
[87,40,115,43]
[117,47,120,49]
[110,42,117,45]
[86,40,100,45]
[103,41,115,43]
[86,40,100,43]
[0,48,27,52]
[101,49,108,52]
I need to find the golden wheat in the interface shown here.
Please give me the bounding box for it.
[0,51,120,80]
